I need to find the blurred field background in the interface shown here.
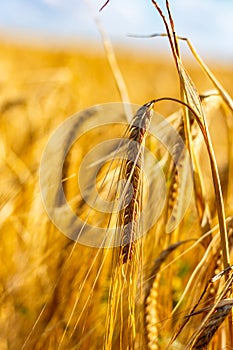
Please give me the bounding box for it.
[1,2,233,349]
[0,37,232,349]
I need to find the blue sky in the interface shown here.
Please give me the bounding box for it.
[0,0,232,61]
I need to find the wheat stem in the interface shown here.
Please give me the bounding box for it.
[154,97,230,270]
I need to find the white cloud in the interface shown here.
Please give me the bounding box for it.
[40,0,72,7]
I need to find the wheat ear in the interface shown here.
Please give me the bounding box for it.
[145,241,191,349]
[105,101,155,349]
[118,100,155,263]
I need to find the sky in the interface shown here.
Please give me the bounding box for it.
[0,0,232,61]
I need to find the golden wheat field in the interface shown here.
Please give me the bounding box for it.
[1,6,233,350]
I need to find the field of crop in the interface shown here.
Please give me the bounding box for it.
[1,6,233,348]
